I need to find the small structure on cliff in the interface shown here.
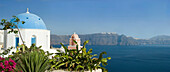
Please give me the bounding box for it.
[68,32,82,50]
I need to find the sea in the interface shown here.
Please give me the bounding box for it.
[53,45,170,72]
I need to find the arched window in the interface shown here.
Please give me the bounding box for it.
[31,35,36,45]
[15,36,19,48]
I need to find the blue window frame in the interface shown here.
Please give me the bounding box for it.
[15,37,19,48]
[31,37,36,45]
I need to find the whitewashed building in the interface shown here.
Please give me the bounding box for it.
[2,8,50,51]
[0,30,4,49]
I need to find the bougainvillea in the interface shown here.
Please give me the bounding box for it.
[0,57,16,72]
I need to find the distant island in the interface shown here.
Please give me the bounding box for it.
[50,32,170,46]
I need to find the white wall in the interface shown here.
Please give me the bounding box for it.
[4,29,50,50]
[0,30,4,43]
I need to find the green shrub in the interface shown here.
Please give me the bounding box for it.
[9,44,52,72]
[50,40,111,72]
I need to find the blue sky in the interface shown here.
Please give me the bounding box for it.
[0,0,170,39]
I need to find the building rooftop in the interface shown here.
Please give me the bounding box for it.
[11,8,47,30]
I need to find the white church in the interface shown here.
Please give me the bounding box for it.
[0,8,83,53]
[0,8,51,52]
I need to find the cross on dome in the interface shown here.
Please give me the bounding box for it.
[26,8,29,13]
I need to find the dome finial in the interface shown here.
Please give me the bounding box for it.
[26,8,29,13]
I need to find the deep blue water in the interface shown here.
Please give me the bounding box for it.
[54,45,170,72]
[85,45,170,72]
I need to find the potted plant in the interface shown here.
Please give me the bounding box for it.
[50,40,111,72]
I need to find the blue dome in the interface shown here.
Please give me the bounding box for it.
[11,13,47,29]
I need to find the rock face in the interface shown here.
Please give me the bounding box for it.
[147,35,170,45]
[51,33,170,46]
[50,33,139,45]
[150,35,170,40]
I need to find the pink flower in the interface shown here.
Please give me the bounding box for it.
[8,58,17,69]
[0,62,4,69]
[4,60,11,70]
[0,57,5,61]
[9,58,16,67]
[0,57,16,72]
[8,67,13,71]
[4,60,9,67]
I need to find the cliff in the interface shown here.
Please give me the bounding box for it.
[50,33,139,45]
